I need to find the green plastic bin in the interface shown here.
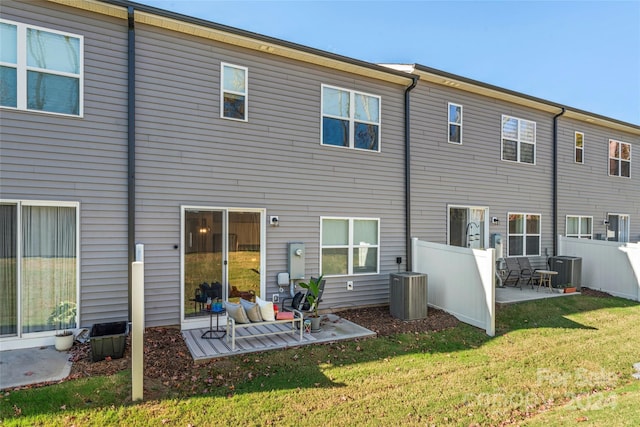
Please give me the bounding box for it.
[90,321,128,362]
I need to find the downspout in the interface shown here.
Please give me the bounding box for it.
[405,75,419,271]
[552,107,565,257]
[127,6,136,321]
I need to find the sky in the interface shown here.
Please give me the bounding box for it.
[136,0,640,126]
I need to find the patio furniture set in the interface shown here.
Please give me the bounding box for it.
[199,277,326,351]
[501,257,558,292]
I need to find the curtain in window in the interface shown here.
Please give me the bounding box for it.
[619,215,629,242]
[21,206,76,333]
[0,204,17,336]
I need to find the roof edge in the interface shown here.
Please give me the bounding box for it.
[47,0,414,86]
[387,63,640,136]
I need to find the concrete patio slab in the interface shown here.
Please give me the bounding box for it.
[0,346,72,390]
[496,286,580,304]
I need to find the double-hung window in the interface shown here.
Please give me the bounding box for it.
[608,139,631,178]
[501,115,536,164]
[321,217,379,276]
[221,63,248,121]
[448,102,462,144]
[321,85,381,151]
[566,215,592,239]
[0,19,83,116]
[575,132,584,164]
[508,213,541,256]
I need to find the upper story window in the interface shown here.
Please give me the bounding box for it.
[321,217,379,276]
[608,139,631,178]
[501,115,536,164]
[508,213,540,256]
[566,215,592,239]
[220,63,247,121]
[0,19,83,116]
[575,132,584,164]
[321,85,381,152]
[448,102,462,144]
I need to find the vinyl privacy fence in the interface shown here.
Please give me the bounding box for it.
[411,238,495,336]
[557,236,640,301]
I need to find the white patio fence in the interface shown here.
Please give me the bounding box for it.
[411,238,495,336]
[557,236,640,302]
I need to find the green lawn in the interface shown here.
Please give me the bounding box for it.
[2,295,639,426]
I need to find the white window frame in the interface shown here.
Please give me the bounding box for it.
[220,62,248,122]
[501,115,536,164]
[0,199,80,343]
[321,84,382,152]
[606,213,630,243]
[608,139,631,178]
[566,215,592,239]
[574,132,584,164]
[507,212,541,256]
[0,19,83,117]
[446,205,489,248]
[320,217,380,277]
[179,205,266,330]
[447,102,463,144]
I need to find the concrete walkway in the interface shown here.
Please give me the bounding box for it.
[0,346,72,390]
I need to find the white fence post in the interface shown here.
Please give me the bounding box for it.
[132,261,144,401]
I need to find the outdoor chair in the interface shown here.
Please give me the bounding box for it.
[517,257,541,289]
[281,277,326,314]
[502,257,523,289]
[192,282,223,311]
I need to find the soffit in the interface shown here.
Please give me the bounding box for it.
[408,64,640,137]
[47,0,413,86]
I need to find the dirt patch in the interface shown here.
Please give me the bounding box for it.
[580,287,613,298]
[336,305,458,336]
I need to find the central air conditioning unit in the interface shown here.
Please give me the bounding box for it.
[548,256,582,290]
[389,272,428,321]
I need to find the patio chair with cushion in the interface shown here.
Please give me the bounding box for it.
[517,257,541,289]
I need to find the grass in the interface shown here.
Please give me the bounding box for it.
[2,294,639,426]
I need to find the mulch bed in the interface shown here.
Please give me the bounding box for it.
[65,305,458,384]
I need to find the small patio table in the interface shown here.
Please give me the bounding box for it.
[536,270,558,293]
[201,307,226,339]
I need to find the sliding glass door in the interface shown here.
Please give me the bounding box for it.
[0,204,18,336]
[0,202,78,338]
[448,206,489,249]
[182,207,264,321]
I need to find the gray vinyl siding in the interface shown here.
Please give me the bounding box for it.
[410,81,556,267]
[0,1,129,327]
[133,24,408,326]
[556,117,640,241]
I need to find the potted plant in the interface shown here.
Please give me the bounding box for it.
[48,301,77,351]
[298,276,323,332]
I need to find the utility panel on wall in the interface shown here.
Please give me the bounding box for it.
[287,242,305,280]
